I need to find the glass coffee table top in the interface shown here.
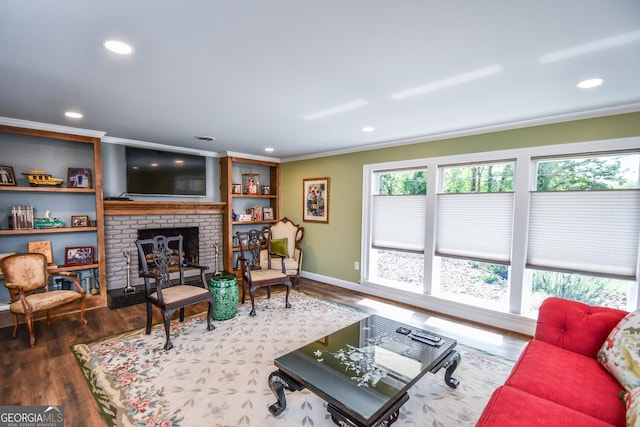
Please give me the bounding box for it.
[268,315,461,426]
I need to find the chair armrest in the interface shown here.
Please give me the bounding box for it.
[55,271,85,296]
[270,253,287,273]
[185,263,209,271]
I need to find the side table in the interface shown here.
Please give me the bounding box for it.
[207,273,239,320]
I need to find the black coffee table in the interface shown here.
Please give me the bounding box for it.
[268,314,461,426]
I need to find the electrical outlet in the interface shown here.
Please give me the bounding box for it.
[354,261,360,271]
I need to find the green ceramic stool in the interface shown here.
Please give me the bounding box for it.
[209,274,239,320]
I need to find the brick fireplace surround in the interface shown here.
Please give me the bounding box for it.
[103,201,225,291]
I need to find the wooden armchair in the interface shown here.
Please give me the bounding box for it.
[135,235,214,350]
[0,252,87,347]
[260,217,304,286]
[237,228,291,316]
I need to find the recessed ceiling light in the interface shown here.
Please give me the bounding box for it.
[151,163,158,167]
[577,78,604,89]
[265,147,275,152]
[103,40,134,55]
[65,111,83,119]
[175,160,184,164]
[362,126,375,132]
[195,135,215,142]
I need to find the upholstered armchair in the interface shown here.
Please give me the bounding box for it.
[0,252,87,347]
[260,217,304,286]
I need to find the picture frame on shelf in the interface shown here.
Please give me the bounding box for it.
[64,246,94,266]
[263,207,274,220]
[28,241,55,266]
[71,215,89,227]
[67,167,92,188]
[0,165,16,186]
[303,177,330,223]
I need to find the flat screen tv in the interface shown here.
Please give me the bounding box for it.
[126,147,206,196]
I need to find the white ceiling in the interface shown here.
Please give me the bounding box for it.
[1,1,639,160]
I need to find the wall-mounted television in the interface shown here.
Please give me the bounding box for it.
[126,147,206,196]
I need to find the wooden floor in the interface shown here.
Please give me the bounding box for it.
[0,278,530,427]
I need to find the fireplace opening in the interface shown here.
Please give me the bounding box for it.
[137,227,199,275]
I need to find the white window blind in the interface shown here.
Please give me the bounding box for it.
[436,192,514,263]
[528,190,640,280]
[372,195,426,252]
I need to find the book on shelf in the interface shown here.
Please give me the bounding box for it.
[8,205,34,229]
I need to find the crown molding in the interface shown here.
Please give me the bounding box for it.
[102,136,220,157]
[0,116,106,138]
[281,103,640,162]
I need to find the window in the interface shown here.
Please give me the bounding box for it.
[368,168,426,291]
[362,138,639,332]
[434,162,514,311]
[526,152,640,313]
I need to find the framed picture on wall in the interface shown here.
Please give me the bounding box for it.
[303,177,330,223]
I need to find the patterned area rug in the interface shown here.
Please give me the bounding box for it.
[72,291,516,427]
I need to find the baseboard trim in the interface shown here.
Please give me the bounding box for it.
[301,271,536,336]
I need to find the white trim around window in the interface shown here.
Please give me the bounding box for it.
[361,136,640,334]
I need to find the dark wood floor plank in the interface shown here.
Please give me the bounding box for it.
[0,278,530,426]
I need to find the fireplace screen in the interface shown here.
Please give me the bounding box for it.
[137,227,199,274]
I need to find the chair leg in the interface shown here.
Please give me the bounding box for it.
[25,314,36,347]
[79,298,87,325]
[145,301,153,334]
[179,307,185,322]
[162,309,175,351]
[285,279,292,309]
[12,314,18,338]
[206,300,215,331]
[249,285,257,316]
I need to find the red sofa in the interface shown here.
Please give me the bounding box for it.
[476,297,628,427]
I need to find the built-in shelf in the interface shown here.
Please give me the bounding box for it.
[0,124,106,329]
[232,220,277,225]
[231,194,277,199]
[0,227,97,235]
[220,156,280,275]
[0,186,95,194]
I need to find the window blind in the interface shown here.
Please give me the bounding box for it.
[436,192,514,263]
[527,190,640,280]
[372,195,426,252]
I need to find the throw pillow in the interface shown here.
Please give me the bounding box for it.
[598,311,640,391]
[624,387,640,427]
[270,238,289,258]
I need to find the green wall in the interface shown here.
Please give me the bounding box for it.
[280,112,640,283]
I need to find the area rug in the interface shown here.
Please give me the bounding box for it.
[72,291,516,427]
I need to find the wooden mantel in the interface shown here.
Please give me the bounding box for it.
[104,200,226,216]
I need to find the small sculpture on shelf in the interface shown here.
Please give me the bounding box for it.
[34,210,65,229]
[242,173,260,194]
[22,170,64,187]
